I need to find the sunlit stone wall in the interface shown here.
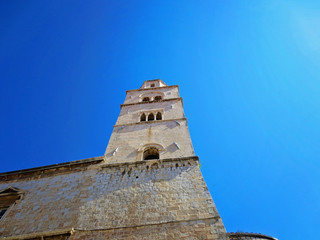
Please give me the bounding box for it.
[0,157,227,240]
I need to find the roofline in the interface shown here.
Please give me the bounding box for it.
[139,79,167,88]
[101,156,199,169]
[126,85,179,94]
[0,156,104,178]
[0,156,198,181]
[120,97,182,108]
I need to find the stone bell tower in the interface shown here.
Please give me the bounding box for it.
[105,79,195,163]
[0,80,276,240]
[101,79,228,240]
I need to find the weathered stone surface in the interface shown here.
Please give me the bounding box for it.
[0,80,229,239]
[0,158,227,239]
[105,82,195,164]
[70,218,227,240]
[105,120,195,164]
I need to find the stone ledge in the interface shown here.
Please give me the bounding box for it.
[0,228,74,240]
[1,217,222,239]
[120,97,182,108]
[72,216,220,232]
[114,118,187,127]
[101,156,199,169]
[126,85,179,93]
[0,156,199,181]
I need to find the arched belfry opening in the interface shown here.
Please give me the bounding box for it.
[142,97,150,102]
[156,112,162,120]
[143,147,159,160]
[148,113,154,121]
[138,143,165,161]
[140,113,146,122]
[154,96,162,101]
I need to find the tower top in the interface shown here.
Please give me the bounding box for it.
[140,79,167,89]
[105,80,194,164]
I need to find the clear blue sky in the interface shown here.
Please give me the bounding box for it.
[1,1,319,239]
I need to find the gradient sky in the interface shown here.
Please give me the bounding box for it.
[1,1,319,239]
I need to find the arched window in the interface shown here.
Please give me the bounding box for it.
[138,143,165,161]
[154,96,162,101]
[148,113,154,121]
[143,147,159,160]
[150,84,155,87]
[140,113,146,122]
[156,112,162,120]
[142,97,150,102]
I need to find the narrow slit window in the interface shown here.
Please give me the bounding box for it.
[143,147,159,160]
[156,112,162,120]
[148,113,154,121]
[140,113,146,122]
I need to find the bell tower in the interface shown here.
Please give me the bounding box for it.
[101,79,228,240]
[105,79,195,163]
[0,80,276,240]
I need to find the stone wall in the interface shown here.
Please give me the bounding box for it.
[116,99,184,125]
[0,157,227,239]
[124,85,179,104]
[105,120,195,163]
[70,218,226,240]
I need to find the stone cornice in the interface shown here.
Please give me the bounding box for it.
[114,118,187,128]
[120,97,182,108]
[0,156,104,181]
[140,79,167,88]
[101,156,199,169]
[126,85,179,94]
[0,156,198,182]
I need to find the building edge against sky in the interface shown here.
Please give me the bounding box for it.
[0,80,277,240]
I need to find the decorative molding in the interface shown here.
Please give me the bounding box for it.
[137,143,166,152]
[114,118,187,128]
[120,97,182,107]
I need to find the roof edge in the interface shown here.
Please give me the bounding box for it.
[101,156,199,169]
[140,79,167,88]
[0,156,104,177]
[126,85,179,93]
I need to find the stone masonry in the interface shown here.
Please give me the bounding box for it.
[0,157,227,239]
[0,80,235,239]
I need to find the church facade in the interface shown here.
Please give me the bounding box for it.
[0,80,276,240]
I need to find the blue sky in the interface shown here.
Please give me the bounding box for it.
[1,1,319,239]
